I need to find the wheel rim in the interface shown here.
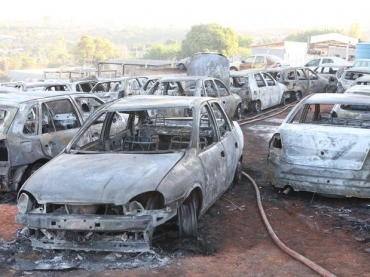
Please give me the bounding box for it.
[178,198,198,238]
[295,92,301,101]
[236,104,242,119]
[254,102,261,112]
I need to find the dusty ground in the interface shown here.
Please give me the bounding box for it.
[0,106,370,277]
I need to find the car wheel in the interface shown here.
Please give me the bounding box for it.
[295,92,302,101]
[23,162,44,182]
[178,64,185,70]
[234,104,242,120]
[233,159,242,185]
[178,195,198,238]
[252,101,261,113]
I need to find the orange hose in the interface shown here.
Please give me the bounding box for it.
[242,172,337,277]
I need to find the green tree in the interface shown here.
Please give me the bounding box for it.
[71,36,95,67]
[238,35,253,48]
[143,42,181,60]
[92,37,117,67]
[71,36,117,67]
[285,28,345,42]
[181,24,238,57]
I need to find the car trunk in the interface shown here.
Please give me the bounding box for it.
[280,124,370,170]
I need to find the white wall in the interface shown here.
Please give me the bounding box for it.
[284,41,308,66]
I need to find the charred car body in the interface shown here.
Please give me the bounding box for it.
[229,69,287,113]
[337,67,370,93]
[0,91,104,191]
[267,66,330,100]
[90,76,148,102]
[147,76,242,119]
[16,95,244,252]
[268,93,370,198]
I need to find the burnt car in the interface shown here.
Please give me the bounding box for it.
[147,76,243,119]
[331,85,370,119]
[0,91,104,191]
[336,67,370,93]
[267,93,370,198]
[90,76,148,102]
[229,69,287,113]
[267,67,329,96]
[16,95,244,252]
[348,75,370,87]
[239,54,290,70]
[313,63,352,93]
[18,81,72,92]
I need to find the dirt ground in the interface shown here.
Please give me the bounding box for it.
[0,106,370,277]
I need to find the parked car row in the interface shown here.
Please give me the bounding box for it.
[0,52,246,253]
[6,52,370,256]
[229,66,329,113]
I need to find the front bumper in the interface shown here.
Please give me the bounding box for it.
[16,208,177,252]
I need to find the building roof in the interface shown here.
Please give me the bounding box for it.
[310,33,358,46]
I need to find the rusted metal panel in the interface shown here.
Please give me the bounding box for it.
[187,52,230,90]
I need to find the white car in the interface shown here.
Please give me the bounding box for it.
[230,69,287,113]
[304,57,349,70]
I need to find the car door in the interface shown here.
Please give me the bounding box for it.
[240,56,255,70]
[306,69,323,93]
[71,95,105,121]
[262,72,281,106]
[209,101,240,187]
[296,68,310,93]
[214,79,236,118]
[197,103,227,208]
[39,97,82,157]
[254,56,266,68]
[253,73,268,109]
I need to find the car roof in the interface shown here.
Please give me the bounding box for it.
[158,76,211,82]
[23,81,69,87]
[353,75,370,82]
[345,85,370,93]
[344,67,370,73]
[230,69,267,77]
[0,91,96,105]
[105,95,214,111]
[303,92,370,104]
[315,62,352,67]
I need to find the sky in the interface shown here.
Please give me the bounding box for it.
[2,0,370,34]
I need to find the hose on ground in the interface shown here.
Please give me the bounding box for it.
[242,171,337,277]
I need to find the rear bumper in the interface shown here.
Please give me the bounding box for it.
[267,157,370,198]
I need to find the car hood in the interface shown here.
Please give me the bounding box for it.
[23,152,184,205]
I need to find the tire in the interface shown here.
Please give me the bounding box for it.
[178,196,198,238]
[324,86,328,93]
[23,162,44,183]
[233,159,242,185]
[178,64,185,70]
[252,101,261,113]
[295,91,302,101]
[234,104,242,120]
